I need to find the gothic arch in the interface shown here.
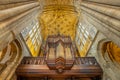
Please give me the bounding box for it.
[97,39,120,79]
[0,39,22,80]
[98,39,120,68]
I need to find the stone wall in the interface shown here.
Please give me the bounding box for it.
[80,0,120,80]
[0,0,40,79]
[0,0,40,50]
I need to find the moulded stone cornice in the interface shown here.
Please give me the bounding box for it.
[0,6,40,34]
[0,1,36,10]
[81,6,120,32]
[85,0,120,6]
[0,2,39,21]
[81,1,120,20]
[0,0,35,5]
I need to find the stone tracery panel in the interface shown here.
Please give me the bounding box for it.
[21,21,42,57]
[75,22,97,57]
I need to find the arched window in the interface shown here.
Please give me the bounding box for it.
[0,39,22,79]
[75,22,97,57]
[21,21,42,57]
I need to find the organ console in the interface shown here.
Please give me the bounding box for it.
[16,35,103,80]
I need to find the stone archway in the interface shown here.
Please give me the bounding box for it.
[97,39,120,80]
[0,39,22,80]
[98,40,120,68]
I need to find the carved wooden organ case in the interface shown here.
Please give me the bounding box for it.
[16,35,103,80]
[44,35,75,73]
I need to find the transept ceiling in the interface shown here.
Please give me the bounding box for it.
[38,0,79,40]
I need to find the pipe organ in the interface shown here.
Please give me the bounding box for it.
[45,35,75,73]
[16,35,103,80]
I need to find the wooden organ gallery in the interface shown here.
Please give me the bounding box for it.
[16,35,103,80]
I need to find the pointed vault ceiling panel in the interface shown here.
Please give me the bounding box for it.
[38,0,78,40]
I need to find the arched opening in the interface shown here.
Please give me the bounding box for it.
[0,39,22,80]
[97,39,120,80]
[21,22,42,57]
[102,41,120,65]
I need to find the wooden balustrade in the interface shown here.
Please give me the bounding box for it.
[16,57,103,80]
[21,57,45,65]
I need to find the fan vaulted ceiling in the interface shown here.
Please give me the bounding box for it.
[38,0,78,40]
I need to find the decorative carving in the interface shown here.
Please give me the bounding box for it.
[16,57,103,80]
[45,35,75,71]
[55,57,65,73]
